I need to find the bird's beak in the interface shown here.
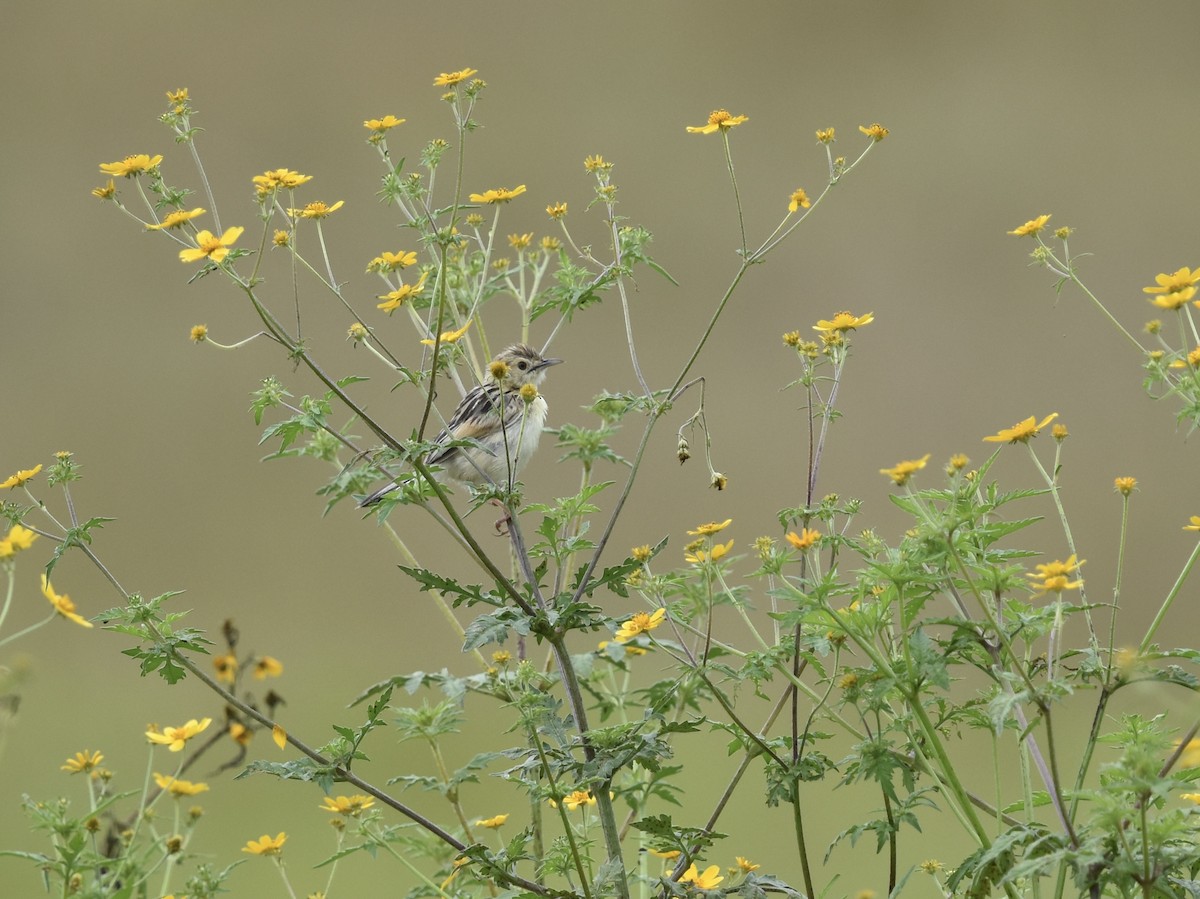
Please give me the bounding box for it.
[536,357,564,369]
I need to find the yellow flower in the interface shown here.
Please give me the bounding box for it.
[179,227,244,264]
[583,155,610,172]
[508,232,534,250]
[288,200,344,220]
[919,859,944,874]
[253,168,312,197]
[541,236,561,252]
[154,773,210,796]
[99,154,164,178]
[366,250,418,272]
[1,464,42,489]
[650,848,681,860]
[785,528,821,550]
[146,208,205,230]
[347,322,368,341]
[0,524,38,558]
[858,123,889,141]
[364,115,405,132]
[679,863,724,889]
[1178,739,1200,768]
[813,311,874,332]
[229,722,253,746]
[41,575,92,628]
[559,790,597,811]
[189,324,208,343]
[243,832,287,856]
[815,127,836,143]
[1143,267,1200,298]
[983,412,1058,444]
[788,188,811,213]
[546,202,568,219]
[520,383,539,403]
[631,545,653,562]
[213,652,238,684]
[469,185,527,204]
[166,88,189,103]
[686,539,733,564]
[1184,516,1200,532]
[1182,792,1200,804]
[1008,214,1051,237]
[735,856,760,873]
[62,750,103,774]
[254,656,283,679]
[1028,555,1084,594]
[615,608,666,642]
[319,795,375,816]
[688,519,732,536]
[1114,477,1137,496]
[948,453,970,472]
[420,320,473,346]
[1052,423,1069,441]
[433,68,478,87]
[146,717,212,752]
[91,179,116,199]
[880,454,931,486]
[476,813,509,829]
[376,271,429,313]
[1149,287,1196,310]
[687,109,749,134]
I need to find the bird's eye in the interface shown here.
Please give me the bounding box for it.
[517,361,528,370]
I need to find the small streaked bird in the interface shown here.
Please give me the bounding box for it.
[359,344,563,507]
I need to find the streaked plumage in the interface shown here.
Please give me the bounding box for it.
[359,344,563,506]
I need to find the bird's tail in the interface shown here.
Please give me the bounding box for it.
[357,481,400,508]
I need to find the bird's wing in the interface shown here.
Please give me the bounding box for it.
[428,384,501,464]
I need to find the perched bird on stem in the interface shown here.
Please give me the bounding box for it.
[359,343,563,507]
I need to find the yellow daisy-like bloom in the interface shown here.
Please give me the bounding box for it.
[816,127,836,143]
[367,250,418,272]
[0,524,39,558]
[254,656,283,679]
[1114,477,1137,496]
[679,863,724,889]
[583,155,609,172]
[649,848,681,860]
[1028,555,1084,594]
[519,383,539,403]
[559,790,597,811]
[421,319,473,346]
[154,773,210,796]
[615,608,666,642]
[62,750,104,774]
[146,717,213,752]
[785,528,821,550]
[476,813,509,829]
[179,227,244,265]
[166,88,189,103]
[1008,214,1051,237]
[190,324,208,343]
[469,185,527,204]
[41,575,92,628]
[686,539,733,564]
[631,544,653,562]
[364,115,405,132]
[858,123,889,141]
[434,67,478,87]
[252,169,313,193]
[541,236,562,252]
[320,795,375,816]
[289,200,344,220]
[735,856,760,873]
[1183,516,1200,532]
[99,154,164,178]
[377,271,429,313]
[243,832,287,856]
[880,454,931,486]
[813,311,874,333]
[688,519,732,536]
[546,202,568,219]
[1182,792,1200,804]
[508,232,533,250]
[1149,286,1196,310]
[687,109,749,134]
[146,208,205,231]
[273,229,291,248]
[347,322,368,341]
[92,179,116,199]
[788,188,811,213]
[1143,266,1200,298]
[983,412,1058,444]
[1,464,42,489]
[213,652,238,684]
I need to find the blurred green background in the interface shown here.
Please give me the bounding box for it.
[4,2,1200,896]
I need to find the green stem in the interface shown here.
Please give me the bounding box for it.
[1139,537,1200,653]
